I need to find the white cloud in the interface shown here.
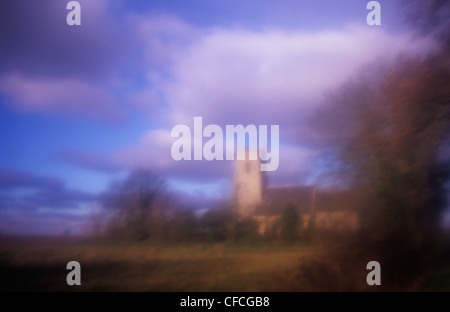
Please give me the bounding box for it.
[110,127,234,181]
[129,14,200,68]
[118,23,435,185]
[164,24,435,126]
[112,129,174,170]
[47,16,437,186]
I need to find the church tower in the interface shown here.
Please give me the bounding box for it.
[233,155,263,219]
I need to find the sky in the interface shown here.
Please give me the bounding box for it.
[0,0,440,235]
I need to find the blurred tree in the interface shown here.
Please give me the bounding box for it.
[167,209,197,243]
[102,169,165,241]
[199,208,234,242]
[406,0,450,49]
[314,55,450,287]
[235,217,260,242]
[280,203,299,243]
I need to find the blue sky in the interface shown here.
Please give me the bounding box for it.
[0,0,439,234]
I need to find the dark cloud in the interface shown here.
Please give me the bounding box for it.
[0,193,37,212]
[0,0,137,123]
[0,0,132,81]
[24,188,96,210]
[0,169,97,211]
[0,169,61,190]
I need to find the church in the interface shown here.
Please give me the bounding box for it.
[232,157,359,236]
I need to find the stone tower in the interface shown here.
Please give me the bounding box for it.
[233,156,263,219]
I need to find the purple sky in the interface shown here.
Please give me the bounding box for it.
[0,0,440,234]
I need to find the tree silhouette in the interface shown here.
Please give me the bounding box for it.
[313,55,450,287]
[280,203,299,243]
[102,169,164,241]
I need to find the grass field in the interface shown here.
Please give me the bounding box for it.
[0,236,320,291]
[1,236,449,291]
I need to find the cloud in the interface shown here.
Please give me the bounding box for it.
[1,5,438,195]
[0,72,124,123]
[0,169,60,190]
[0,169,97,211]
[130,14,200,68]
[0,209,91,235]
[126,89,165,121]
[58,126,317,186]
[111,129,174,170]
[0,0,131,80]
[25,188,95,210]
[124,23,435,182]
[54,129,177,174]
[103,23,435,185]
[0,0,138,123]
[164,25,435,127]
[55,149,120,173]
[0,169,99,234]
[55,127,234,182]
[267,144,317,185]
[121,14,202,121]
[23,15,436,189]
[0,6,202,123]
[111,129,233,181]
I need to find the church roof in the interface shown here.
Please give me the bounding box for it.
[314,189,361,213]
[255,186,360,216]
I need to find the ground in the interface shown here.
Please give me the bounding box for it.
[0,236,449,291]
[0,236,316,291]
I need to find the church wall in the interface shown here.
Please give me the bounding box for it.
[315,211,359,232]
